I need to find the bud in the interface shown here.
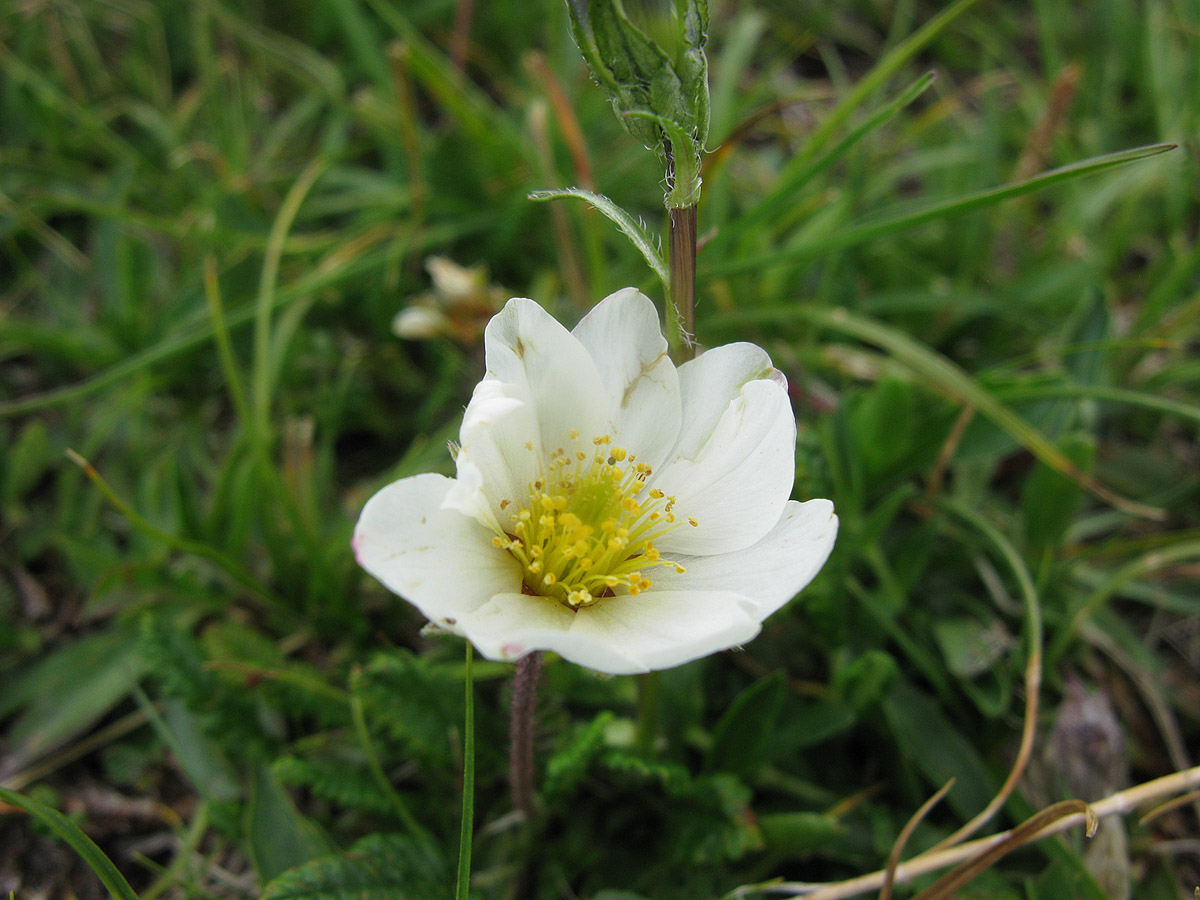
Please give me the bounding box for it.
[566,0,709,206]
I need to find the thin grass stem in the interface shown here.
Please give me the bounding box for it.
[455,642,476,900]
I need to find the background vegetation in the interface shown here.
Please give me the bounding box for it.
[1,1,1198,898]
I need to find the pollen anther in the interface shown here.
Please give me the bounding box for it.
[494,427,691,608]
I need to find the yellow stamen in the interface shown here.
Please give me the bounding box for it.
[491,430,695,608]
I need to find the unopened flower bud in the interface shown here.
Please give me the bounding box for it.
[566,0,709,205]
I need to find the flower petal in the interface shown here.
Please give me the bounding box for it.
[653,378,796,554]
[446,378,539,531]
[571,288,682,470]
[353,473,522,626]
[457,592,644,673]
[483,297,609,458]
[459,590,762,674]
[650,499,838,616]
[671,342,786,461]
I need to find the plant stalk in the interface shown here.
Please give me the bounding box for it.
[509,650,543,820]
[635,670,662,755]
[455,643,475,900]
[664,139,699,361]
[669,204,698,359]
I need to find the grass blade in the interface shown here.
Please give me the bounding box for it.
[714,71,937,247]
[0,786,141,900]
[722,305,1165,520]
[709,143,1177,276]
[455,643,475,900]
[252,157,328,450]
[781,0,985,176]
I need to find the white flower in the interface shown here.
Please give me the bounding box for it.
[353,288,837,674]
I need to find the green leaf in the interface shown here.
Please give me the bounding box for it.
[883,680,995,820]
[758,811,845,856]
[625,110,703,207]
[260,833,445,900]
[1064,289,1110,386]
[849,376,916,477]
[0,221,484,420]
[133,693,241,804]
[5,418,52,501]
[545,710,614,801]
[771,699,858,751]
[706,671,785,777]
[1022,432,1096,552]
[246,760,329,883]
[528,187,669,289]
[272,755,393,816]
[2,626,148,769]
[677,773,763,863]
[358,650,463,762]
[932,617,1014,679]
[0,785,140,900]
[833,650,899,711]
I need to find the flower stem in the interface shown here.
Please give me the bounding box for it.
[635,670,661,755]
[509,651,543,820]
[455,642,475,900]
[669,204,698,360]
[664,140,698,362]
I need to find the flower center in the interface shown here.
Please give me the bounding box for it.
[492,430,696,609]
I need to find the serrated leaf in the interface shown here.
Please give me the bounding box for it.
[544,711,613,801]
[272,754,394,816]
[706,671,785,777]
[676,773,762,863]
[261,833,445,900]
[203,618,286,671]
[601,747,691,793]
[358,650,462,760]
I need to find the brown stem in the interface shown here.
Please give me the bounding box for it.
[669,204,697,357]
[509,651,543,820]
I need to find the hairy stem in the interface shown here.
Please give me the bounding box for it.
[669,204,698,359]
[664,139,699,361]
[510,651,543,819]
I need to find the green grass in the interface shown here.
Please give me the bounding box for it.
[2,1,1198,899]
